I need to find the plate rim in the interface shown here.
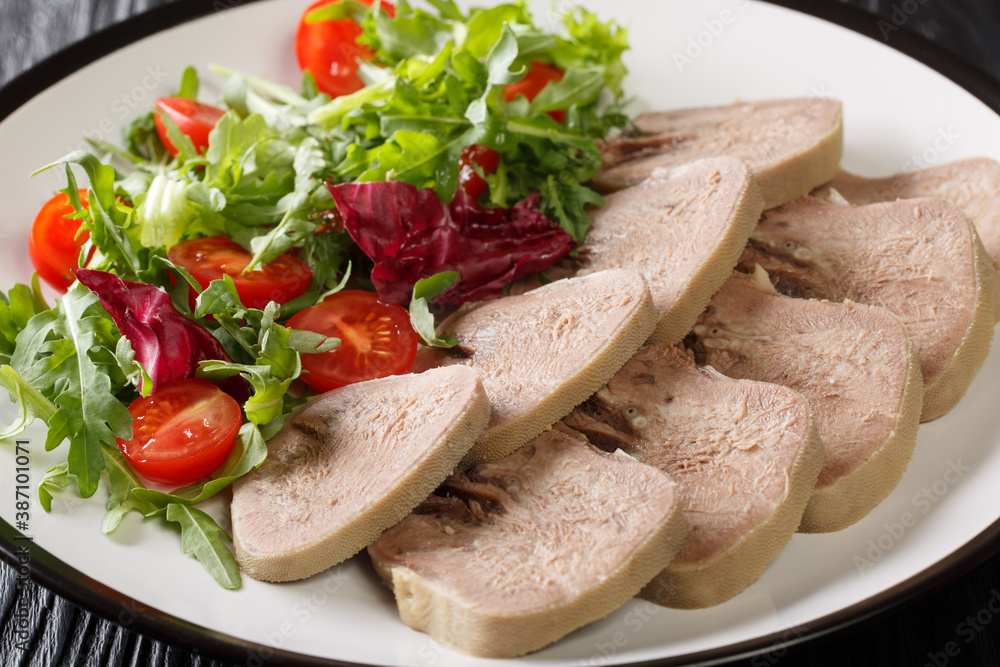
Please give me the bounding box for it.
[2,0,1000,665]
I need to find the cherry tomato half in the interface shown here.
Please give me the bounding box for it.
[295,0,395,99]
[458,144,500,199]
[287,290,419,393]
[154,97,227,157]
[117,378,242,486]
[29,189,93,292]
[168,236,313,310]
[503,61,566,123]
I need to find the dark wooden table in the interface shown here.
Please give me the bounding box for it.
[2,1,1000,665]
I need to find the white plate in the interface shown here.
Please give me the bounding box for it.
[2,1,1000,665]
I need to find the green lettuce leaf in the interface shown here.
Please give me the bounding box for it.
[408,272,458,348]
[165,503,242,590]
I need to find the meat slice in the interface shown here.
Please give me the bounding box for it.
[686,270,923,532]
[566,157,763,345]
[596,98,843,209]
[429,268,659,465]
[565,344,822,609]
[813,158,1000,316]
[231,366,490,582]
[814,158,1000,270]
[368,427,687,658]
[743,196,996,421]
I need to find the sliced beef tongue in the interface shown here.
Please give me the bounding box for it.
[596,98,843,209]
[429,268,660,466]
[687,270,923,533]
[572,156,763,345]
[565,343,822,609]
[368,426,687,659]
[230,366,490,583]
[813,158,1000,276]
[743,196,996,421]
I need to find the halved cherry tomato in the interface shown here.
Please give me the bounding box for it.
[458,144,501,199]
[295,0,395,99]
[168,236,313,310]
[154,97,226,157]
[503,61,566,123]
[29,189,93,292]
[287,290,419,393]
[116,378,241,486]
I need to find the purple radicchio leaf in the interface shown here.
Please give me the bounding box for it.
[329,182,576,305]
[74,269,246,401]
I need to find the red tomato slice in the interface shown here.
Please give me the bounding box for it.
[295,0,395,99]
[168,236,313,310]
[117,378,242,486]
[458,144,500,199]
[29,189,93,292]
[154,97,227,157]
[503,61,567,123]
[287,290,419,393]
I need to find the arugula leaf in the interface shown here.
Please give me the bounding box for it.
[8,285,133,497]
[199,359,294,428]
[154,110,200,164]
[177,66,200,100]
[123,112,168,163]
[462,5,530,58]
[528,67,605,115]
[552,8,630,95]
[245,190,312,271]
[369,4,454,61]
[101,443,158,534]
[0,279,49,364]
[409,273,458,348]
[195,275,244,320]
[481,22,525,85]
[196,290,336,426]
[38,464,74,513]
[0,365,57,440]
[165,503,242,590]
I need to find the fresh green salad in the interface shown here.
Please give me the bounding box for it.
[0,0,630,588]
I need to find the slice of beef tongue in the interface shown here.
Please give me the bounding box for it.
[686,270,923,533]
[813,158,1000,274]
[743,196,996,421]
[813,158,1000,318]
[230,366,490,583]
[428,268,659,466]
[596,98,843,209]
[565,343,822,609]
[572,156,763,345]
[368,426,687,659]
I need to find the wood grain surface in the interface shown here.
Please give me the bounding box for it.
[2,1,1000,666]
